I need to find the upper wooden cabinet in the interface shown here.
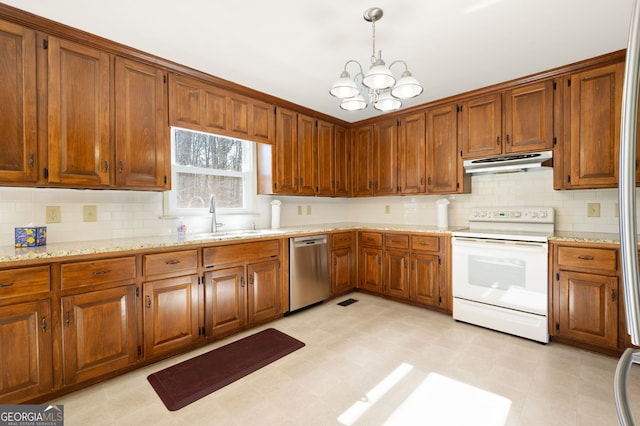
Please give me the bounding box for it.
[398,112,426,194]
[115,57,169,190]
[168,73,275,144]
[503,81,554,154]
[297,113,317,195]
[0,19,38,185]
[426,104,467,194]
[556,62,624,189]
[47,37,112,187]
[460,81,554,159]
[459,93,502,158]
[273,107,298,194]
[374,118,399,195]
[352,124,375,196]
[317,119,335,196]
[334,125,352,196]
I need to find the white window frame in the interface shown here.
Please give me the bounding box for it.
[164,127,257,217]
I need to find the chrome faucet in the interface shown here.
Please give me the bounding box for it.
[209,194,224,232]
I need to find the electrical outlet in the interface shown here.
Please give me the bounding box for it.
[297,205,302,215]
[83,205,97,222]
[45,206,61,223]
[306,205,312,215]
[385,205,391,214]
[587,203,600,218]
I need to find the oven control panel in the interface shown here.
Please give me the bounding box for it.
[469,207,554,223]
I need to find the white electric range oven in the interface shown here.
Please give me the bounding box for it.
[451,207,554,343]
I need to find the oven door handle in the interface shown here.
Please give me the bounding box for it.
[452,237,547,249]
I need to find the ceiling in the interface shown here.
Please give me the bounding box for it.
[3,0,634,123]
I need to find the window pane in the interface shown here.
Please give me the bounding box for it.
[174,129,244,171]
[176,172,244,209]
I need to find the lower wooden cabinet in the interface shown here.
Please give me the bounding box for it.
[142,275,200,358]
[203,241,282,339]
[331,232,356,295]
[358,232,449,311]
[555,270,618,349]
[551,242,621,352]
[0,300,53,403]
[61,285,137,385]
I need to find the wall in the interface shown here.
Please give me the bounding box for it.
[0,168,628,247]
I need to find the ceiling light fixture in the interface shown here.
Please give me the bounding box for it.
[330,7,423,112]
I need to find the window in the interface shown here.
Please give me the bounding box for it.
[166,127,256,216]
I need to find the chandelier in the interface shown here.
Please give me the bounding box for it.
[329,7,423,112]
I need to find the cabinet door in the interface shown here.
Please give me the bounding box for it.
[503,81,554,154]
[358,247,383,293]
[168,73,226,134]
[249,99,275,144]
[62,285,137,385]
[297,113,317,195]
[47,37,111,186]
[204,266,245,338]
[352,125,375,196]
[317,119,335,196]
[427,104,460,194]
[556,271,618,349]
[384,250,410,299]
[115,57,168,189]
[460,93,502,158]
[0,300,52,403]
[247,260,281,324]
[0,20,38,184]
[374,118,398,195]
[143,275,199,358]
[564,63,623,188]
[274,107,297,193]
[331,246,355,295]
[334,125,351,196]
[398,112,426,194]
[411,253,441,307]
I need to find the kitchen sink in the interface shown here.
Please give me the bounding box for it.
[185,229,285,240]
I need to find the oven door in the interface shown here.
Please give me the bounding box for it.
[452,237,548,315]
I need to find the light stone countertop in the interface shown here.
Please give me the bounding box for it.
[0,222,464,264]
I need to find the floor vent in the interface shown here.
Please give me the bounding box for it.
[337,298,358,307]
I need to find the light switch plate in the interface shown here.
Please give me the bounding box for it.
[45,206,61,223]
[83,205,97,222]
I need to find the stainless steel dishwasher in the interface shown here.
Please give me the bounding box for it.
[289,235,329,312]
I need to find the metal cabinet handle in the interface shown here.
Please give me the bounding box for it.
[104,160,109,172]
[165,259,180,265]
[240,276,245,287]
[92,269,112,275]
[612,290,617,302]
[119,160,124,173]
[0,282,13,289]
[578,255,595,261]
[249,275,254,285]
[496,136,500,145]
[41,317,47,333]
[65,312,70,327]
[146,296,151,309]
[29,154,35,168]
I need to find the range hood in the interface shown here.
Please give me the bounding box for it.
[463,150,553,174]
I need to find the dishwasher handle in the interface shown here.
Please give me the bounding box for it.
[292,235,328,248]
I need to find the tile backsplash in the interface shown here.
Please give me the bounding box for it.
[0,168,630,246]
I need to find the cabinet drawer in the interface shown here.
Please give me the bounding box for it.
[203,240,280,267]
[332,232,354,249]
[0,266,50,300]
[360,232,382,247]
[143,250,198,276]
[411,235,440,252]
[557,246,618,272]
[61,257,136,289]
[385,234,409,249]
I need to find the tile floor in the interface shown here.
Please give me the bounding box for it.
[52,292,640,425]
